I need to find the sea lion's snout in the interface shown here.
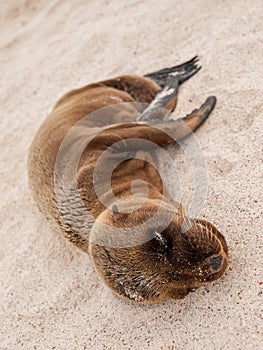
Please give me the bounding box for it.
[210,254,223,271]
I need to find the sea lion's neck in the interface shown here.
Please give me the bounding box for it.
[78,151,176,219]
[105,165,178,220]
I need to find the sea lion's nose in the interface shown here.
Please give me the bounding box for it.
[210,255,223,271]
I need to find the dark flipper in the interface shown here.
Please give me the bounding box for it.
[155,96,217,141]
[144,56,201,87]
[98,97,216,152]
[183,96,217,131]
[136,76,179,121]
[137,58,201,122]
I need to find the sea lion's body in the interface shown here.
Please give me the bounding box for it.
[28,57,228,302]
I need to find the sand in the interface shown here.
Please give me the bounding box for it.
[0,0,262,349]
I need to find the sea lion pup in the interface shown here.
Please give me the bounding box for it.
[28,56,228,303]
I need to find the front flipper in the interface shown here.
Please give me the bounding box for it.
[151,96,217,142]
[94,97,216,151]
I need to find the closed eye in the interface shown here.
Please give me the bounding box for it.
[152,231,171,255]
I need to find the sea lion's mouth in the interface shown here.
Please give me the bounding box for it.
[210,254,223,271]
[206,255,228,281]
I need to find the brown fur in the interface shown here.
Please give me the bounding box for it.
[28,70,228,303]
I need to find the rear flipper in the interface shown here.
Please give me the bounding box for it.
[137,59,201,122]
[144,56,201,87]
[137,75,179,121]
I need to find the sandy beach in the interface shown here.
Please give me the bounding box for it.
[0,1,262,349]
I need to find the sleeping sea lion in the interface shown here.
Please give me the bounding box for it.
[28,56,228,303]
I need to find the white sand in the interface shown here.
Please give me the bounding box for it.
[0,1,262,349]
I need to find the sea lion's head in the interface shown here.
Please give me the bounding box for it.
[89,201,228,303]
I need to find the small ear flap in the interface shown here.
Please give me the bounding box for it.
[112,204,120,223]
[112,204,118,213]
